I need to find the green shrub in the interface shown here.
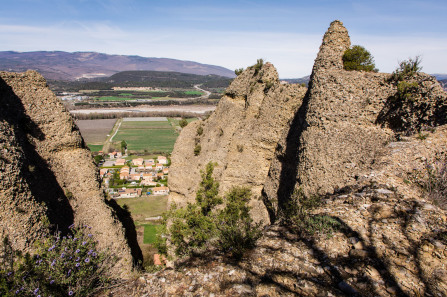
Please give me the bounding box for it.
[264,80,274,94]
[395,80,419,102]
[342,45,377,72]
[156,162,262,260]
[194,144,201,156]
[94,155,104,165]
[390,56,422,82]
[253,58,264,75]
[195,162,222,215]
[235,68,244,76]
[196,125,203,136]
[216,187,262,260]
[0,225,115,297]
[179,118,188,128]
[282,188,342,237]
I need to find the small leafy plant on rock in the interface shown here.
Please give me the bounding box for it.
[179,118,188,128]
[281,188,343,237]
[342,45,377,72]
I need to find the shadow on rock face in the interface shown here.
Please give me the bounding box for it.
[0,76,74,234]
[105,198,143,267]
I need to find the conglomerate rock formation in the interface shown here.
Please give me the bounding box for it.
[263,20,447,220]
[168,62,307,223]
[158,20,447,296]
[0,71,135,277]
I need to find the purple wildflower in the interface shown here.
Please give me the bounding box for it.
[85,257,90,263]
[88,234,92,237]
[65,247,68,251]
[88,249,93,255]
[48,245,55,251]
[33,288,39,294]
[15,289,20,294]
[68,235,72,239]
[7,271,12,276]
[75,249,80,254]
[76,257,80,262]
[50,280,55,285]
[76,263,80,267]
[92,252,97,257]
[63,236,66,239]
[61,252,65,258]
[73,237,78,241]
[82,241,86,245]
[68,224,74,229]
[68,291,74,296]
[67,269,71,276]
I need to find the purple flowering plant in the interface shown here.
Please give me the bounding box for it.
[0,225,116,296]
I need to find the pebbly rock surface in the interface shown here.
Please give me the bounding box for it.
[99,19,447,296]
[168,63,306,223]
[263,20,447,219]
[0,71,134,277]
[102,127,447,297]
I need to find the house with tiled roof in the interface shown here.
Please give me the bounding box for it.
[132,158,144,166]
[115,158,126,166]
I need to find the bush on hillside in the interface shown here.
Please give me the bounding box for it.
[179,118,188,128]
[281,188,343,237]
[155,162,262,259]
[235,68,244,76]
[216,187,263,259]
[342,45,377,72]
[390,56,422,82]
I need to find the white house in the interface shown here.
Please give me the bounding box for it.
[152,186,169,195]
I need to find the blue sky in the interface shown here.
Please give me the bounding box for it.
[0,0,446,77]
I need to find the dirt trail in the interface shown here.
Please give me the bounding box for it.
[102,118,123,153]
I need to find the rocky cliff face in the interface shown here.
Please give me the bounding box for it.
[263,20,447,219]
[0,71,134,277]
[169,63,306,223]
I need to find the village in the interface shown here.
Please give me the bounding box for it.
[99,151,170,199]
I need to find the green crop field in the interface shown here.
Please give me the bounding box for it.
[96,96,134,101]
[115,195,168,224]
[87,144,103,152]
[113,120,178,152]
[184,90,203,95]
[143,224,160,244]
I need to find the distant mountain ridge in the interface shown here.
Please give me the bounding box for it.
[0,51,235,80]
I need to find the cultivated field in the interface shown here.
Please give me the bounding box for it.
[113,119,178,152]
[115,195,168,225]
[76,119,117,150]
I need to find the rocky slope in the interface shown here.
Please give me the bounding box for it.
[0,71,136,277]
[106,123,447,295]
[152,20,447,296]
[168,62,307,223]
